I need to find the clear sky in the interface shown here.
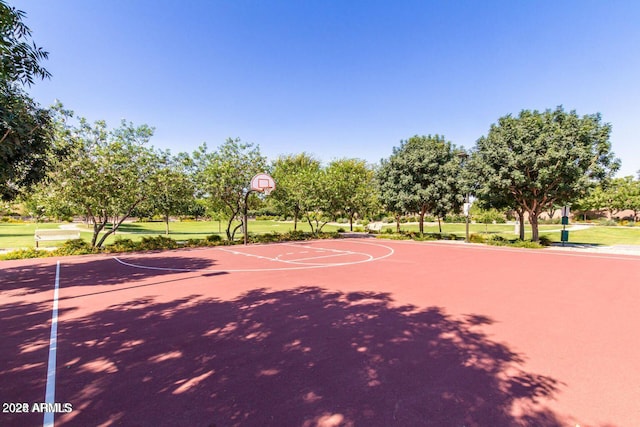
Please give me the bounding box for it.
[13,0,640,176]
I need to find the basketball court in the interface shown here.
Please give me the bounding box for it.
[1,239,639,426]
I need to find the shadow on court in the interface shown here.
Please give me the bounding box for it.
[35,286,571,426]
[0,255,220,296]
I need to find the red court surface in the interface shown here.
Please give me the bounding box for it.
[1,239,639,427]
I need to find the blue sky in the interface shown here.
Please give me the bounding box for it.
[13,0,640,176]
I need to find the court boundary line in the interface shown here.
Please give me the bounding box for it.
[43,260,60,427]
[113,240,394,273]
[383,238,640,261]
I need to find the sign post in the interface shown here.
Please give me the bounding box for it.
[560,206,570,246]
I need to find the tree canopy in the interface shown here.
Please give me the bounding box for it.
[469,107,620,241]
[43,108,161,247]
[377,135,463,234]
[1,1,56,201]
[194,138,267,241]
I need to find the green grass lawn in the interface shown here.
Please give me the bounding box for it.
[539,226,640,246]
[1,220,638,250]
[0,220,343,249]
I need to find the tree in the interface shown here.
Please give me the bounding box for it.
[194,138,266,241]
[0,1,51,85]
[142,151,195,235]
[625,178,640,222]
[270,153,321,231]
[45,109,162,247]
[470,107,619,241]
[378,135,464,234]
[1,1,57,200]
[326,158,378,231]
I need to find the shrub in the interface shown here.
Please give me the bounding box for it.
[0,248,49,260]
[283,230,309,241]
[205,234,222,243]
[537,235,552,246]
[509,240,544,249]
[469,233,487,244]
[250,232,282,244]
[138,236,179,251]
[54,239,95,256]
[104,238,139,253]
[337,227,346,233]
[445,215,466,223]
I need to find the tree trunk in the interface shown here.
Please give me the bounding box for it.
[530,211,540,242]
[164,213,170,235]
[437,217,442,233]
[419,209,425,235]
[395,213,401,233]
[349,214,354,232]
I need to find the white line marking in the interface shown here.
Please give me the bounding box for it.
[112,240,395,273]
[282,252,360,262]
[385,238,640,261]
[43,261,60,427]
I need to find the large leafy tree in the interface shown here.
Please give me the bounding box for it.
[194,138,266,241]
[45,108,162,247]
[270,153,321,231]
[1,1,58,200]
[326,158,378,231]
[470,107,620,241]
[139,151,195,235]
[378,135,463,234]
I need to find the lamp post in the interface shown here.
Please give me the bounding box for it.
[457,152,470,243]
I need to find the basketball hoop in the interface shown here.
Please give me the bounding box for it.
[244,173,276,245]
[250,173,276,195]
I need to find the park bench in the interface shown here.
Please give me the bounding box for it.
[34,229,81,248]
[366,222,383,233]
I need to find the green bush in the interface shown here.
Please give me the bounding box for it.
[249,232,282,244]
[0,248,50,260]
[104,238,139,253]
[337,227,346,233]
[139,236,179,251]
[537,235,552,246]
[509,240,544,249]
[469,233,487,244]
[205,234,222,243]
[445,215,466,223]
[54,239,95,256]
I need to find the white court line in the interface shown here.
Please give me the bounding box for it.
[387,238,640,261]
[43,261,61,427]
[279,252,364,262]
[113,240,395,273]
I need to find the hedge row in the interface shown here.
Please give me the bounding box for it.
[0,231,342,261]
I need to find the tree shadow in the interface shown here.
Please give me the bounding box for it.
[7,286,576,426]
[0,255,220,296]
